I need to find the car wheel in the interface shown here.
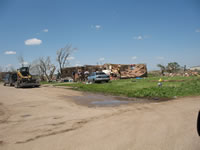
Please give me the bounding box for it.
[3,83,6,86]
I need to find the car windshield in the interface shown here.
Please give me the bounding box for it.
[96,72,106,75]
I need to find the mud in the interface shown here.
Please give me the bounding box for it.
[62,93,170,107]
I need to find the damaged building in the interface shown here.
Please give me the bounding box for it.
[61,64,147,81]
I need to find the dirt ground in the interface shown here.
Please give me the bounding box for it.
[0,84,200,150]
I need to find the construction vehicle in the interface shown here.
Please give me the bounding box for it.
[4,67,40,88]
[14,67,40,88]
[3,72,17,86]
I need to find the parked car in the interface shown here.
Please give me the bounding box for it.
[3,73,17,86]
[88,72,110,83]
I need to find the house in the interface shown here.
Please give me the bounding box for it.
[189,66,200,71]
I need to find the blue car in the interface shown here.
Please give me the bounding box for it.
[88,72,110,83]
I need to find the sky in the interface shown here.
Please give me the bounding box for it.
[0,0,200,71]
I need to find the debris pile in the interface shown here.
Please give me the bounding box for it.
[61,65,103,82]
[61,63,148,81]
[164,70,199,77]
[120,64,147,79]
[102,64,147,79]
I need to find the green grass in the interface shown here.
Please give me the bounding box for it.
[40,81,58,85]
[48,76,200,99]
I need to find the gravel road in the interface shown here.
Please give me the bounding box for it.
[0,84,200,150]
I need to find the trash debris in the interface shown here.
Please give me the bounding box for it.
[164,71,199,77]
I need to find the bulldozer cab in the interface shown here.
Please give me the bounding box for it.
[18,67,30,76]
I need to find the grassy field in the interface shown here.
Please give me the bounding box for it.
[47,76,200,99]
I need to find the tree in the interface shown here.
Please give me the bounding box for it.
[18,55,30,67]
[166,62,180,73]
[29,59,43,78]
[0,66,3,72]
[157,64,166,75]
[0,66,3,81]
[56,45,77,76]
[8,65,16,72]
[39,57,56,82]
[3,64,16,72]
[18,55,25,67]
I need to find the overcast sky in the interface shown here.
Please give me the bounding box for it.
[0,0,200,70]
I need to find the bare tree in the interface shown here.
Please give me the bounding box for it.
[39,57,56,82]
[0,66,3,72]
[56,45,77,76]
[9,66,16,72]
[18,55,25,67]
[0,66,3,81]
[157,64,166,76]
[29,59,43,76]
[166,62,180,73]
[4,64,16,72]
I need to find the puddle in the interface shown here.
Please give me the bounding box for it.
[91,100,131,107]
[61,93,166,107]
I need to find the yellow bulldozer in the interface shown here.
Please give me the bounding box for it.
[4,67,40,88]
[15,67,40,88]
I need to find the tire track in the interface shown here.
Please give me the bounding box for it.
[15,107,137,144]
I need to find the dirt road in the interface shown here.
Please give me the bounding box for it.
[0,84,200,150]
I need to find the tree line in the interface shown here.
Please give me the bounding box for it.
[1,45,76,82]
[157,62,185,75]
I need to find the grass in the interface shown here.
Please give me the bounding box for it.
[40,81,58,85]
[45,76,200,99]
